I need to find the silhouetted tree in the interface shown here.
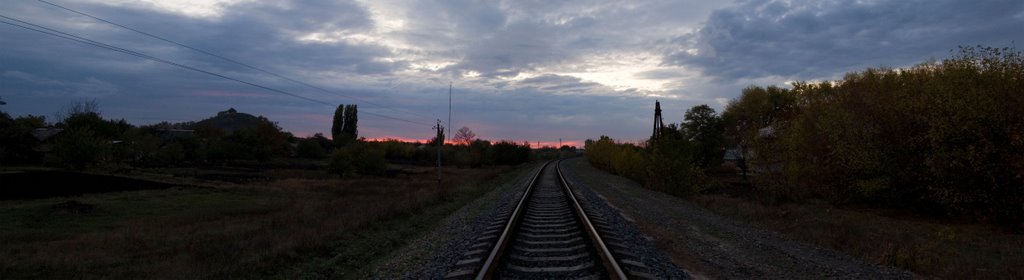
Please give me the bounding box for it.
[332,104,358,147]
[342,104,358,141]
[683,104,725,168]
[331,104,345,146]
[454,126,476,145]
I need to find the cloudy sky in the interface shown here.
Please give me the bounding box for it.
[2,0,1022,146]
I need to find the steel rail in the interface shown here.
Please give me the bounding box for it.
[474,160,626,279]
[475,161,551,280]
[556,160,627,280]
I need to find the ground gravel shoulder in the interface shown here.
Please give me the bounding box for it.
[367,163,544,279]
[560,157,914,279]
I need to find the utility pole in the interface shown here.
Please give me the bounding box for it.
[448,81,452,142]
[435,119,444,187]
[558,138,562,160]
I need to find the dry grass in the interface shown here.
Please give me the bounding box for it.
[693,194,1024,279]
[0,166,508,279]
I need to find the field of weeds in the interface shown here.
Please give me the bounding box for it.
[694,194,1024,279]
[0,164,522,279]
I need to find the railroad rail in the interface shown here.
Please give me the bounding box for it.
[447,160,650,279]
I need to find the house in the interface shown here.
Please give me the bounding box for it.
[155,129,195,140]
[30,128,63,153]
[722,147,743,170]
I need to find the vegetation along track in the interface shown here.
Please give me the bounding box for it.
[446,160,660,279]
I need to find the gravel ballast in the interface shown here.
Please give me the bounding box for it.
[560,157,914,279]
[367,163,544,279]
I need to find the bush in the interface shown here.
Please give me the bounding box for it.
[723,46,1024,228]
[53,127,108,169]
[296,138,327,159]
[328,143,387,177]
[492,141,531,165]
[585,135,704,196]
[0,112,42,164]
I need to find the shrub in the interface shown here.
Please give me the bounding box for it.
[328,143,387,177]
[296,138,327,159]
[53,127,108,169]
[585,135,704,196]
[722,46,1024,228]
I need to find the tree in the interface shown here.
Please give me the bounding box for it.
[683,104,725,168]
[328,143,386,177]
[342,104,358,141]
[332,104,358,147]
[331,104,346,146]
[297,137,327,159]
[453,126,476,145]
[0,112,45,163]
[54,127,107,169]
[722,86,798,177]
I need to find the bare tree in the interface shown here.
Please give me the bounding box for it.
[55,99,100,124]
[453,126,476,145]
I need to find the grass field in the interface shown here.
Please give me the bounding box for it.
[0,164,529,279]
[694,194,1024,279]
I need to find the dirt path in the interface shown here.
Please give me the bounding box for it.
[561,158,913,279]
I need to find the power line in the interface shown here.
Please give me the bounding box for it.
[36,0,438,122]
[0,14,328,105]
[0,15,434,127]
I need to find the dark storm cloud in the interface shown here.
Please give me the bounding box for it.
[3,0,1018,142]
[515,74,603,94]
[665,0,1024,80]
[0,0,402,126]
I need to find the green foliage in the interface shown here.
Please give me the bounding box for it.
[683,104,726,168]
[491,141,531,165]
[331,104,345,146]
[723,46,1024,227]
[469,140,495,167]
[53,127,108,169]
[296,137,327,159]
[343,104,358,141]
[331,104,358,147]
[203,117,290,162]
[452,149,473,168]
[376,139,417,160]
[328,142,387,177]
[0,112,42,164]
[585,135,704,196]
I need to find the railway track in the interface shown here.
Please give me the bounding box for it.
[446,160,658,279]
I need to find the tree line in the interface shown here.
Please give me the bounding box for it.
[0,102,293,169]
[585,103,726,197]
[0,102,535,176]
[320,103,535,176]
[587,46,1024,228]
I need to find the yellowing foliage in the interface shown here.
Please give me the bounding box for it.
[725,46,1024,228]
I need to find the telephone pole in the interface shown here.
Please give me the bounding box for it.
[558,138,562,159]
[448,81,452,142]
[434,119,444,187]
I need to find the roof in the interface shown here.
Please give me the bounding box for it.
[31,128,63,141]
[723,148,743,161]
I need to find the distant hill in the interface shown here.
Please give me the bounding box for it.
[194,108,265,134]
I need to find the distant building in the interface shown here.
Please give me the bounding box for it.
[722,147,743,169]
[155,129,195,140]
[31,128,63,153]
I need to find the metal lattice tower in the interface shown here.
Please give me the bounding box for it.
[652,100,663,140]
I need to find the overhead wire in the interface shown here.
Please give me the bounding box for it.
[0,14,434,127]
[35,0,439,123]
